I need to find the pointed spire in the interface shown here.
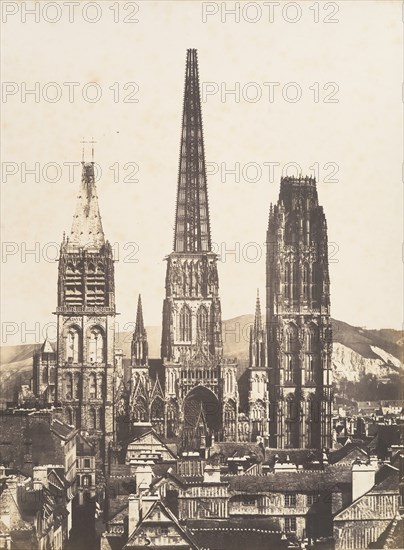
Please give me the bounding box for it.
[135,294,145,337]
[173,49,211,253]
[254,289,262,333]
[132,294,148,366]
[69,157,105,249]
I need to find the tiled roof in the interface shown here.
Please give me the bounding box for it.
[208,442,265,463]
[264,449,322,468]
[76,433,95,456]
[328,442,369,465]
[228,468,351,494]
[50,418,76,440]
[370,465,399,494]
[107,477,136,498]
[188,518,284,550]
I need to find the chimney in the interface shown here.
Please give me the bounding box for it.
[134,463,153,494]
[352,461,376,502]
[203,464,221,483]
[369,454,378,467]
[128,494,141,536]
[33,466,48,490]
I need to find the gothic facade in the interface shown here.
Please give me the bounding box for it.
[266,175,333,449]
[26,49,334,459]
[127,295,165,436]
[160,49,239,448]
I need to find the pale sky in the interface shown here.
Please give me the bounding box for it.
[1,1,402,346]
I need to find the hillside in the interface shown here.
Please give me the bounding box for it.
[1,317,402,403]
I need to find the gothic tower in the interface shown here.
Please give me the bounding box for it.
[248,290,269,442]
[32,338,57,404]
[267,176,333,450]
[132,294,148,368]
[55,159,117,464]
[129,295,165,436]
[161,49,238,447]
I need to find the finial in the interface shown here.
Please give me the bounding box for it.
[91,136,96,163]
[80,137,86,163]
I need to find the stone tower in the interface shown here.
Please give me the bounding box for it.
[161,49,238,447]
[248,290,269,442]
[32,338,57,404]
[55,159,117,463]
[267,175,333,450]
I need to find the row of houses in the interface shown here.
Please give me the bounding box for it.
[101,426,403,550]
[0,408,97,549]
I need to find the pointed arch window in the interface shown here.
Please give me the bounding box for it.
[305,325,318,383]
[166,402,177,438]
[98,408,104,430]
[89,373,97,399]
[88,328,104,363]
[73,372,80,399]
[66,327,80,363]
[307,397,319,447]
[285,396,296,447]
[88,408,97,429]
[97,374,104,397]
[49,367,56,384]
[284,263,291,300]
[64,373,73,400]
[196,306,208,342]
[303,264,310,300]
[292,262,299,301]
[285,324,298,353]
[179,305,192,342]
[133,397,148,422]
[226,371,233,394]
[150,397,164,436]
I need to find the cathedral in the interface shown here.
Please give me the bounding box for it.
[28,49,333,463]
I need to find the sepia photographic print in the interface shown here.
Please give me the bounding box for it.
[1,1,403,549]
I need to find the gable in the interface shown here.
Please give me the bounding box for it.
[144,504,173,523]
[334,492,398,522]
[125,501,197,549]
[338,448,368,465]
[126,431,176,461]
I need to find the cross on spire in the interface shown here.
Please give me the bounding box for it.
[80,137,97,163]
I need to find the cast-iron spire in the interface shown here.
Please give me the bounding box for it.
[173,49,211,253]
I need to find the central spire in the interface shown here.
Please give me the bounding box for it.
[173,49,211,253]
